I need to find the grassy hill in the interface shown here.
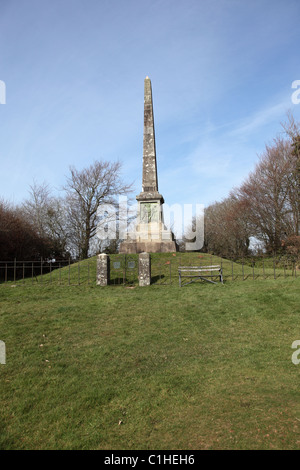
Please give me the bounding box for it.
[1,252,297,287]
[0,252,300,449]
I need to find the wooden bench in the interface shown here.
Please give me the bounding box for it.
[178,265,223,287]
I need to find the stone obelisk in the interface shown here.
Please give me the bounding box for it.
[140,76,162,199]
[119,77,177,253]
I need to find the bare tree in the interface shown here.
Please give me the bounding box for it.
[236,136,297,253]
[22,181,52,238]
[182,194,250,258]
[22,181,69,258]
[0,199,51,260]
[281,113,300,237]
[204,196,250,258]
[64,160,132,259]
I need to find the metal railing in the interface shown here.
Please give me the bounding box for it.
[0,258,94,286]
[0,254,298,287]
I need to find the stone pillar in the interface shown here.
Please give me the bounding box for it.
[139,252,151,286]
[96,253,110,286]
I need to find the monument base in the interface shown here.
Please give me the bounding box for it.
[119,240,177,254]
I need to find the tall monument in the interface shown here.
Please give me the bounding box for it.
[119,76,177,253]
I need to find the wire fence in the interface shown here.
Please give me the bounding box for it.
[0,253,298,287]
[0,258,93,286]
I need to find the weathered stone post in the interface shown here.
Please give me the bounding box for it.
[96,253,110,286]
[139,252,151,286]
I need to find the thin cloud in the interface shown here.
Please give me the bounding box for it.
[228,101,291,140]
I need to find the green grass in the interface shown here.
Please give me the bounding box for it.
[0,255,300,449]
[2,252,297,287]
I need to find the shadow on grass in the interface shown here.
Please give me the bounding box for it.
[151,274,167,284]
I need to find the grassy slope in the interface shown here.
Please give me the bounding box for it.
[4,252,297,287]
[0,254,300,450]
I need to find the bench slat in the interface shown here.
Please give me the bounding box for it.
[178,265,223,287]
[179,266,221,271]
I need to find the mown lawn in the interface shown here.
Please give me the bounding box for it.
[0,271,300,449]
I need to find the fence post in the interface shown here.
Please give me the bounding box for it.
[96,253,110,286]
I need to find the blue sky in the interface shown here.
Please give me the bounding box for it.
[1,0,300,210]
